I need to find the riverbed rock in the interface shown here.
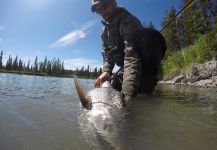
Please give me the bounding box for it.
[193,79,213,88]
[171,75,184,84]
[187,61,217,81]
[181,78,188,84]
[211,76,217,86]
[160,60,217,88]
[189,75,201,83]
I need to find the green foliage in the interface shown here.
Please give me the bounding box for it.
[18,59,23,71]
[6,55,13,70]
[74,66,102,79]
[162,33,216,80]
[33,56,38,73]
[161,0,217,80]
[161,6,181,53]
[0,50,102,78]
[143,21,156,29]
[13,55,18,70]
[161,0,217,56]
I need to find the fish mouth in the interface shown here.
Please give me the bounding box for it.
[74,75,92,110]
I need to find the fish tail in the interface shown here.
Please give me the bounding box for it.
[73,75,92,109]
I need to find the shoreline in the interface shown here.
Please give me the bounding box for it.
[160,60,217,88]
[0,70,96,79]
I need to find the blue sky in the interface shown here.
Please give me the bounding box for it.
[0,0,180,70]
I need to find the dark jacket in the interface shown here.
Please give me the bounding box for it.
[101,6,143,97]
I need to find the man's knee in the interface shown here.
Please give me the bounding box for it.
[139,76,158,94]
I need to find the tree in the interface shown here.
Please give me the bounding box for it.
[61,62,64,74]
[6,55,13,70]
[47,60,52,75]
[179,0,212,47]
[13,55,18,70]
[26,60,30,71]
[161,6,181,54]
[93,67,98,78]
[85,65,90,77]
[18,59,23,71]
[98,68,102,77]
[39,62,44,73]
[33,56,38,72]
[0,51,3,69]
[43,57,47,72]
[147,21,156,29]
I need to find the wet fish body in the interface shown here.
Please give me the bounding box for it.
[74,76,126,149]
[74,76,125,110]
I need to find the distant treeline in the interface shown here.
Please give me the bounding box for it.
[161,0,217,55]
[0,51,102,78]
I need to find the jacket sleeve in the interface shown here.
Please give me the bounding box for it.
[101,26,115,73]
[120,15,143,97]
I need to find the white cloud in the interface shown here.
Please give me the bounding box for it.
[0,38,2,42]
[0,26,4,30]
[51,19,98,48]
[64,58,102,70]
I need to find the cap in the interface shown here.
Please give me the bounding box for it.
[91,0,114,13]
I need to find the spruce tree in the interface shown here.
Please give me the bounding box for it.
[33,56,38,72]
[13,55,18,70]
[6,55,13,70]
[0,51,3,69]
[161,6,181,54]
[61,62,64,74]
[43,57,47,72]
[179,0,207,46]
[26,60,30,71]
[47,60,52,75]
[147,22,155,29]
[18,59,23,71]
[39,62,44,73]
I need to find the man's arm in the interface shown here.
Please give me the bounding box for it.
[101,26,115,74]
[95,26,115,87]
[120,15,143,100]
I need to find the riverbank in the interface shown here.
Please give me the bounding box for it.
[0,70,97,79]
[159,60,217,88]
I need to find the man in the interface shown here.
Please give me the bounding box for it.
[92,0,166,102]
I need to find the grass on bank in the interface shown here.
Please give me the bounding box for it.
[162,31,217,80]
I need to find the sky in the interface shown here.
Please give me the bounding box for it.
[0,0,181,70]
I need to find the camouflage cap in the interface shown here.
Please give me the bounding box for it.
[91,0,114,13]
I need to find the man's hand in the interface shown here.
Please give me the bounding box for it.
[95,72,111,87]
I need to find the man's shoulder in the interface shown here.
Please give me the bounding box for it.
[118,7,141,24]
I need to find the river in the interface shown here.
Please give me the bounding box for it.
[0,73,217,150]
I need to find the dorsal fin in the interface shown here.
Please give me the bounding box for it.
[73,75,92,110]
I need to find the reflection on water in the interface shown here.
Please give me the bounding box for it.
[0,73,217,150]
[0,73,74,99]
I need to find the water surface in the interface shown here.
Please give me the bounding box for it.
[0,73,216,150]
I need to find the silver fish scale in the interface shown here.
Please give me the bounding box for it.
[82,87,126,135]
[87,87,124,109]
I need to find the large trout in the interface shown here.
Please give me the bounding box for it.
[74,76,127,149]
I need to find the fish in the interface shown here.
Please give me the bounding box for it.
[74,75,125,110]
[73,75,127,149]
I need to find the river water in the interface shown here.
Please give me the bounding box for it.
[0,73,217,150]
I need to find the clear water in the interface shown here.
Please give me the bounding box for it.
[0,73,217,150]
